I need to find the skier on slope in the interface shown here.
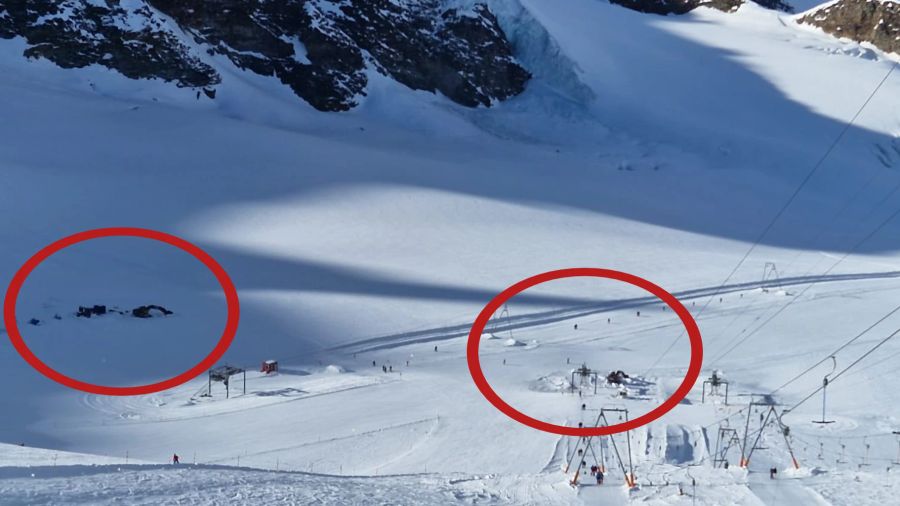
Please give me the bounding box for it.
[596,470,604,485]
[172,453,180,465]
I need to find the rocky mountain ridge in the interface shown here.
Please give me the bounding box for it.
[610,0,793,15]
[4,0,898,113]
[0,0,530,111]
[799,0,900,57]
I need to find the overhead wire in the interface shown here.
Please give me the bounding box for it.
[642,59,899,375]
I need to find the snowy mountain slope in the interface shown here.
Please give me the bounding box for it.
[0,444,579,505]
[3,443,898,504]
[3,1,900,505]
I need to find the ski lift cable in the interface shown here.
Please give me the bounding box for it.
[835,347,900,383]
[755,301,900,394]
[708,173,900,366]
[708,200,900,366]
[777,169,885,276]
[825,352,900,394]
[641,60,898,376]
[773,159,900,292]
[791,434,894,462]
[678,406,752,442]
[786,326,900,413]
[796,431,896,441]
[700,313,900,446]
[705,168,891,358]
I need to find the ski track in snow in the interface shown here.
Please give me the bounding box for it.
[327,269,900,355]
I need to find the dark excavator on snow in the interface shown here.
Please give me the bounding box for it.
[606,370,630,385]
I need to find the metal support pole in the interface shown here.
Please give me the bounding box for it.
[600,409,635,487]
[713,429,721,468]
[892,432,900,465]
[624,411,635,486]
[740,403,754,467]
[599,436,607,472]
[565,414,602,474]
[746,407,774,465]
[586,438,603,478]
[775,410,800,469]
[814,357,836,424]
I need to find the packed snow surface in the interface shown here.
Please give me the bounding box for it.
[3,1,900,504]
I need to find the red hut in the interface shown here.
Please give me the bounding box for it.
[261,360,278,374]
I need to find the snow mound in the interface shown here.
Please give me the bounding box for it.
[503,338,526,347]
[664,425,703,465]
[481,333,502,340]
[323,364,346,374]
[783,466,815,478]
[529,374,572,393]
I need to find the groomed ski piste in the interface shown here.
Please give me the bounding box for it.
[3,1,900,504]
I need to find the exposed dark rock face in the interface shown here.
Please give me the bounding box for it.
[752,0,793,12]
[0,0,529,111]
[800,0,900,56]
[608,0,792,15]
[0,1,219,88]
[609,0,737,15]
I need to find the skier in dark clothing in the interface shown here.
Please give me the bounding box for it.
[769,467,777,479]
[596,470,604,485]
[173,454,180,465]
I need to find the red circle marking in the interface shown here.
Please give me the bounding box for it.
[3,227,240,396]
[467,268,702,436]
